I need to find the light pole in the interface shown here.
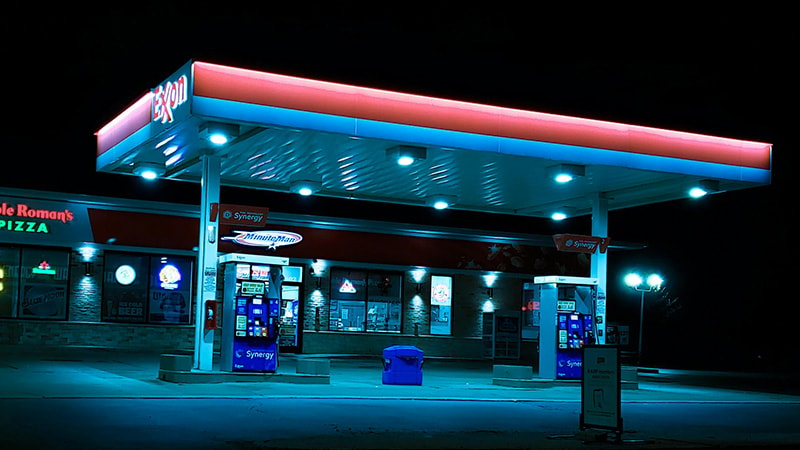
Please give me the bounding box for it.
[624,272,663,365]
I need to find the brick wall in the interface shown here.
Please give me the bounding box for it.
[0,319,195,351]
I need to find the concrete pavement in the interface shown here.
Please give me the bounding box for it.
[1,345,799,449]
[1,345,798,404]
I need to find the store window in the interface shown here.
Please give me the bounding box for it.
[329,269,401,333]
[102,252,194,324]
[0,246,70,319]
[430,275,452,335]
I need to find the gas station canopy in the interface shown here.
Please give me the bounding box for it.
[96,60,772,219]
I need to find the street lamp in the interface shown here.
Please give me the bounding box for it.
[624,272,663,364]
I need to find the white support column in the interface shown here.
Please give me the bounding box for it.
[590,193,609,345]
[193,154,221,371]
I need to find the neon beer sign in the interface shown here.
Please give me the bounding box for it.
[152,74,188,124]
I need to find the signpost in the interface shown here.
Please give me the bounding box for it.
[580,345,622,440]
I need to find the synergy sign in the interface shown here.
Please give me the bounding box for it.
[553,234,610,254]
[152,74,188,124]
[221,230,303,250]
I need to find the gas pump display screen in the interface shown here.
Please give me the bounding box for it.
[241,282,265,295]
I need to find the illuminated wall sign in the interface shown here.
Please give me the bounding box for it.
[152,74,188,124]
[221,230,303,250]
[0,197,91,246]
[219,204,269,227]
[158,264,182,290]
[0,202,75,235]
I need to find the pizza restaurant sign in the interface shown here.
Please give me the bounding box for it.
[0,202,74,233]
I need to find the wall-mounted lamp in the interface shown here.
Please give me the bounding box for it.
[132,161,166,180]
[199,122,240,145]
[546,164,585,183]
[83,262,93,276]
[290,178,321,196]
[386,145,426,166]
[482,273,498,298]
[427,194,457,210]
[688,179,721,199]
[411,268,426,294]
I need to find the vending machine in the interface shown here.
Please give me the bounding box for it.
[534,276,598,380]
[219,253,288,373]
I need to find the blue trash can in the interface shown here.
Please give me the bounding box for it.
[382,345,423,385]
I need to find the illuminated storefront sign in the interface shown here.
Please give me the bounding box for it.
[0,197,91,246]
[218,204,269,227]
[221,230,303,250]
[0,202,74,234]
[152,74,188,124]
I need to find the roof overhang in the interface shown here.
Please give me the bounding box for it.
[96,60,772,219]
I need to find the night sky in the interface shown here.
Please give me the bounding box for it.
[5,7,796,370]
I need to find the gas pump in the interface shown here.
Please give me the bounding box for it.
[219,253,288,373]
[534,276,599,380]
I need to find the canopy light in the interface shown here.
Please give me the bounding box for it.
[550,206,574,221]
[132,161,165,180]
[387,145,427,166]
[546,164,585,184]
[199,122,239,146]
[427,194,457,210]
[689,179,721,198]
[290,179,321,196]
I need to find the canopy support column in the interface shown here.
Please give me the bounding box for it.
[193,154,221,371]
[590,193,609,345]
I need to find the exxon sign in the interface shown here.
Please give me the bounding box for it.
[152,74,188,124]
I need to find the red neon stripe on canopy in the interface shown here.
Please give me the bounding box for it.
[193,62,770,170]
